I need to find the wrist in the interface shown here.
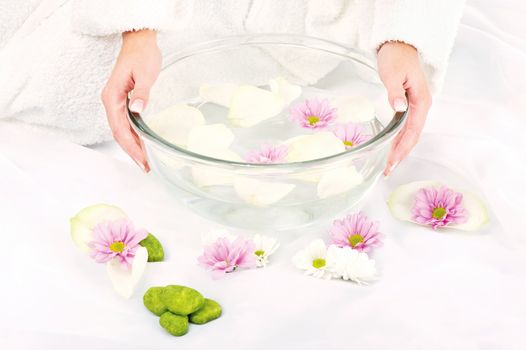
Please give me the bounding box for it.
[377,40,417,54]
[123,29,157,45]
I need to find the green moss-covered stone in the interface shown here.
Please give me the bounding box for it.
[189,298,222,325]
[161,285,205,316]
[143,287,167,316]
[159,312,189,336]
[139,233,164,262]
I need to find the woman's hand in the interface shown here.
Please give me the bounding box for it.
[101,29,162,172]
[377,41,432,176]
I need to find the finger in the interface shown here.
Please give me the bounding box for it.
[129,63,160,114]
[102,79,150,172]
[380,69,408,113]
[384,78,431,176]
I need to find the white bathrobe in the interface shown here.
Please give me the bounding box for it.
[0,0,465,145]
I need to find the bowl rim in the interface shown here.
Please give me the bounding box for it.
[128,34,407,169]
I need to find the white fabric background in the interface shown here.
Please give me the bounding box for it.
[1,1,526,349]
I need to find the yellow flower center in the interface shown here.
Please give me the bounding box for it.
[348,234,364,248]
[343,140,354,147]
[432,207,447,220]
[307,116,320,126]
[109,241,125,253]
[312,258,326,269]
[254,250,265,257]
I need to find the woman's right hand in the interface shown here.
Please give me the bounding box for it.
[101,29,161,172]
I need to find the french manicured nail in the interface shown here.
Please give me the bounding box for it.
[394,98,408,112]
[384,161,399,176]
[129,99,144,113]
[133,158,147,172]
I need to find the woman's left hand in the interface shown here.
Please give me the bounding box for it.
[377,41,432,176]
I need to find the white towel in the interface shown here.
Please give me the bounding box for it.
[0,0,465,145]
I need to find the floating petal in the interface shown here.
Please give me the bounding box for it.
[187,123,235,156]
[269,77,302,105]
[199,83,240,107]
[387,180,489,231]
[285,132,345,163]
[148,104,205,147]
[332,96,376,123]
[317,166,364,199]
[228,85,284,127]
[234,177,296,207]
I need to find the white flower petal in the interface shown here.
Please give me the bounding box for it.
[234,177,295,207]
[228,85,284,127]
[308,239,328,258]
[190,149,242,187]
[387,180,489,231]
[148,104,205,147]
[317,166,364,199]
[70,204,128,252]
[332,96,376,123]
[187,124,235,156]
[285,132,345,163]
[106,246,148,298]
[199,83,240,107]
[269,77,302,105]
[326,245,376,284]
[253,234,280,267]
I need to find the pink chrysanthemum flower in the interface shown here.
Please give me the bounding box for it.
[245,144,288,164]
[198,237,256,279]
[88,219,148,267]
[290,98,336,129]
[412,186,467,229]
[331,123,371,149]
[329,212,382,252]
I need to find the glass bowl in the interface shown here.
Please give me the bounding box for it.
[128,34,406,231]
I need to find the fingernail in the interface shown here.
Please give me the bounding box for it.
[129,99,144,113]
[132,158,147,172]
[394,98,408,112]
[384,161,399,177]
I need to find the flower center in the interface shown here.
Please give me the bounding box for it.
[109,241,125,253]
[312,258,326,269]
[254,249,265,257]
[432,207,447,220]
[343,140,354,147]
[348,234,364,248]
[307,116,320,126]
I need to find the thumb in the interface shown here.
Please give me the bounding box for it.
[129,71,155,114]
[381,73,408,112]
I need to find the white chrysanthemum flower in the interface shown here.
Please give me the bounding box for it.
[292,239,333,279]
[253,234,280,267]
[326,245,377,284]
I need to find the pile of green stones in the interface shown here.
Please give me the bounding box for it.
[144,285,222,336]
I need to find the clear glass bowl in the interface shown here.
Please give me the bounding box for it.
[128,34,406,231]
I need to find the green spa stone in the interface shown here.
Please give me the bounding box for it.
[161,285,205,316]
[159,312,189,337]
[189,298,222,325]
[143,287,168,316]
[139,233,165,262]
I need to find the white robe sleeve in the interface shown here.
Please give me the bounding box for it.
[71,0,193,35]
[371,0,466,91]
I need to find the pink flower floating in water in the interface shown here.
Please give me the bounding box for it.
[245,144,288,164]
[88,219,148,267]
[198,236,256,279]
[329,212,382,252]
[290,98,336,129]
[412,186,467,229]
[331,123,371,149]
